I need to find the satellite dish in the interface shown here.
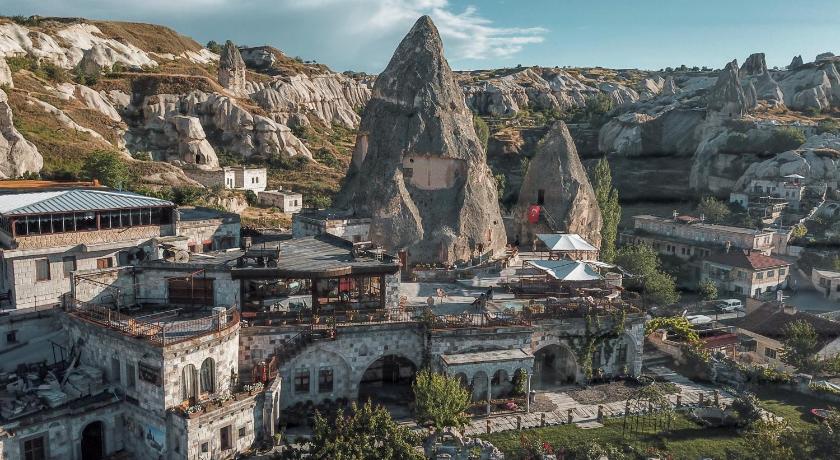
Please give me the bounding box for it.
[173,251,190,263]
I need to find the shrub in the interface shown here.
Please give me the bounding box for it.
[83,151,132,189]
[816,118,840,135]
[766,126,806,153]
[171,186,205,206]
[473,115,490,152]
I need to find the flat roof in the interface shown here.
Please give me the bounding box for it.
[0,188,174,216]
[231,234,398,279]
[633,214,771,236]
[441,348,533,366]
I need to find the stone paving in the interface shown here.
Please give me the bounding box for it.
[459,366,734,436]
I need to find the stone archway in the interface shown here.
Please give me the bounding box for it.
[534,343,578,388]
[358,354,417,408]
[81,421,105,460]
[469,370,489,402]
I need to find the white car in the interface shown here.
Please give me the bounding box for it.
[715,299,743,313]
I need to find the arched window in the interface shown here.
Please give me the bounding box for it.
[182,364,197,401]
[200,358,216,394]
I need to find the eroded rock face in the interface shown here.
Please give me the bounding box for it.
[0,56,13,88]
[735,133,840,187]
[789,55,804,69]
[338,16,506,265]
[739,53,784,106]
[219,41,247,96]
[707,60,756,118]
[169,115,219,168]
[0,89,43,178]
[249,73,369,128]
[514,121,602,246]
[128,90,311,163]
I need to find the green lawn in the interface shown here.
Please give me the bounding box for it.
[480,387,831,460]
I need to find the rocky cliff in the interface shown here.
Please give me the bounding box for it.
[513,121,602,246]
[338,16,506,264]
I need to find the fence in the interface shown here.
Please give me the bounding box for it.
[70,300,239,346]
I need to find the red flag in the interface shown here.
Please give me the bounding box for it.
[528,205,541,224]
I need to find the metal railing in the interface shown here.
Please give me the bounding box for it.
[70,300,239,346]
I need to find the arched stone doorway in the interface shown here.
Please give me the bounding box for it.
[534,343,578,388]
[358,355,417,409]
[81,421,105,460]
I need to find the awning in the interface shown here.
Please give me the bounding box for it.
[536,233,598,252]
[526,260,603,281]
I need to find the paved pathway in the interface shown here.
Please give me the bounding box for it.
[460,366,734,436]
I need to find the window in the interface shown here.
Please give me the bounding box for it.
[201,442,209,453]
[239,427,247,438]
[182,364,197,402]
[779,268,786,276]
[294,368,310,394]
[35,259,50,282]
[96,257,113,269]
[22,435,46,460]
[318,368,334,393]
[200,358,215,394]
[111,357,121,384]
[537,189,545,205]
[62,256,76,277]
[125,362,136,389]
[616,344,628,364]
[756,272,764,280]
[6,330,17,344]
[220,425,232,450]
[767,270,775,278]
[765,348,777,359]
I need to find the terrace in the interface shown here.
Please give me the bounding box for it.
[68,300,239,346]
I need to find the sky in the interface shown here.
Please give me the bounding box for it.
[3,0,839,73]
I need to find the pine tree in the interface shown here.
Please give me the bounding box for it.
[593,157,621,262]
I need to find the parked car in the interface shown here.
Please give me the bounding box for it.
[715,299,743,313]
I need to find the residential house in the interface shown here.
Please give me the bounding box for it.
[701,250,791,298]
[812,268,840,301]
[257,189,303,213]
[725,302,840,368]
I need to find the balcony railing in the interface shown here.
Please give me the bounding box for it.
[69,301,239,346]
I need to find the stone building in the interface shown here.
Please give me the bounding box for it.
[292,210,371,243]
[701,250,791,298]
[257,189,302,213]
[0,183,241,311]
[184,166,268,193]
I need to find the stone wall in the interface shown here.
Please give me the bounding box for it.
[0,399,124,460]
[135,266,240,307]
[13,225,173,250]
[169,392,262,460]
[176,219,240,252]
[0,309,64,373]
[242,323,424,407]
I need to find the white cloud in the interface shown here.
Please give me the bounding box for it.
[279,0,546,62]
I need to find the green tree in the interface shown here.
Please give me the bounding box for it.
[697,196,731,223]
[473,115,490,152]
[493,172,507,199]
[698,280,718,302]
[766,126,806,153]
[812,410,840,459]
[83,151,132,189]
[287,400,423,460]
[781,319,820,369]
[205,40,223,54]
[412,369,470,431]
[583,93,614,128]
[616,244,680,306]
[643,270,680,306]
[592,157,621,262]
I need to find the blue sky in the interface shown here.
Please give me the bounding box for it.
[4,0,838,72]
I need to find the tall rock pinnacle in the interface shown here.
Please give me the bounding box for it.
[218,40,246,96]
[338,15,507,265]
[707,60,756,118]
[513,121,602,246]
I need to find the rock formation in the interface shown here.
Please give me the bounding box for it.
[514,121,602,246]
[169,115,219,168]
[739,53,784,106]
[0,89,43,178]
[816,52,836,62]
[0,57,13,88]
[789,55,804,69]
[249,73,370,128]
[661,76,678,96]
[735,133,840,188]
[338,16,506,265]
[706,60,755,118]
[219,41,247,96]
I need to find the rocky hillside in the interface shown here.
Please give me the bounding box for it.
[1,14,838,228]
[0,15,369,205]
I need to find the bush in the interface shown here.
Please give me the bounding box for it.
[766,126,806,153]
[473,115,490,152]
[816,118,840,135]
[83,151,132,189]
[314,148,342,169]
[171,186,205,206]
